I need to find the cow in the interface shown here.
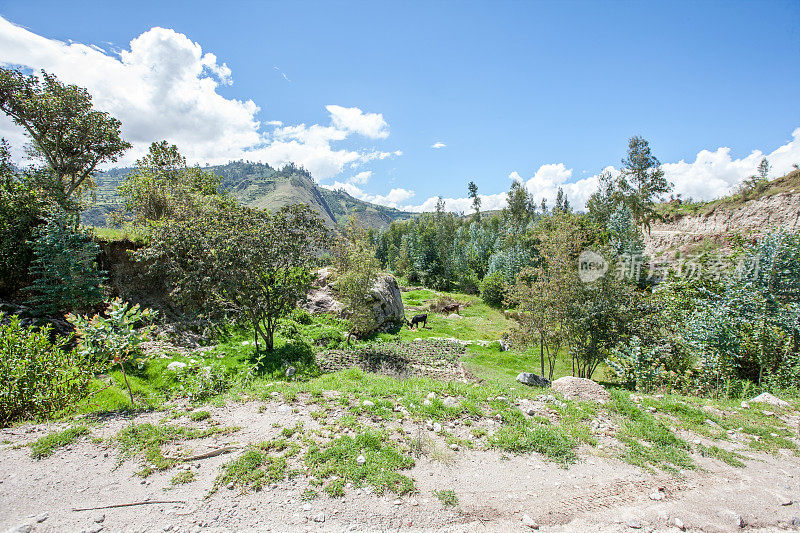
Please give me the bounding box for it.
[406,313,428,329]
[442,303,461,315]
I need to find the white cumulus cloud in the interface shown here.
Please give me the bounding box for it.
[0,16,400,181]
[431,141,446,149]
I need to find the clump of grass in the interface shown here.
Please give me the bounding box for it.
[301,488,319,501]
[488,420,577,463]
[171,470,196,484]
[30,426,90,459]
[189,411,211,422]
[698,444,746,468]
[608,391,693,472]
[305,429,415,496]
[281,423,304,438]
[433,489,459,508]
[114,422,237,477]
[215,447,287,493]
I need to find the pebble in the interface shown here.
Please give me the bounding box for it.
[362,400,375,407]
[426,392,436,400]
[627,519,642,529]
[671,517,685,530]
[313,513,325,523]
[450,443,460,451]
[433,422,442,433]
[521,514,539,529]
[649,492,664,501]
[741,401,750,409]
[393,499,402,505]
[356,454,366,465]
[94,514,105,523]
[36,513,48,523]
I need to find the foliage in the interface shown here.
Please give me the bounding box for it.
[332,217,381,335]
[0,68,130,212]
[117,140,228,225]
[0,315,95,426]
[68,298,156,404]
[139,203,327,351]
[0,139,46,296]
[479,271,506,307]
[30,426,89,459]
[607,336,669,392]
[26,209,105,315]
[617,136,673,230]
[215,446,288,493]
[171,361,233,402]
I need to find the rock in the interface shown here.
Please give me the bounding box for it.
[751,392,790,407]
[356,454,366,465]
[670,517,685,531]
[443,397,459,408]
[551,376,610,403]
[740,401,750,409]
[3,525,33,533]
[313,513,326,523]
[285,366,296,378]
[362,400,375,407]
[35,514,48,523]
[498,339,510,352]
[305,269,405,334]
[521,514,539,529]
[427,392,437,400]
[627,519,642,529]
[94,515,105,523]
[649,492,664,501]
[516,373,551,388]
[449,444,459,451]
[433,422,442,433]
[166,361,187,372]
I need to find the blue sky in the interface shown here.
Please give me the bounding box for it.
[1,0,799,211]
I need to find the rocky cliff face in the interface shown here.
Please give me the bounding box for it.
[645,191,800,257]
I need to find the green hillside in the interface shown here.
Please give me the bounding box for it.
[82,161,414,229]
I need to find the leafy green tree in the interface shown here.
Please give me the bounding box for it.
[0,68,130,212]
[26,210,106,315]
[118,141,226,225]
[618,136,672,230]
[140,203,327,351]
[0,139,46,296]
[468,181,481,221]
[333,217,382,335]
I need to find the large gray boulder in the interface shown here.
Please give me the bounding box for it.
[305,268,405,334]
[516,372,551,387]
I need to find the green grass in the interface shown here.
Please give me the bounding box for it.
[214,446,287,494]
[114,422,237,476]
[30,426,90,459]
[305,429,415,496]
[188,410,211,422]
[608,391,693,472]
[171,470,197,484]
[698,444,746,468]
[433,489,459,507]
[90,225,149,244]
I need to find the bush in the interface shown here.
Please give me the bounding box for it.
[607,336,669,392]
[26,210,105,315]
[0,314,95,426]
[480,271,506,307]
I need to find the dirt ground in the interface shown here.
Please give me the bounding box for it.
[2,398,799,533]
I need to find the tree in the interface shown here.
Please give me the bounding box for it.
[0,139,46,296]
[26,210,106,315]
[118,140,227,225]
[333,217,382,335]
[618,136,672,231]
[468,181,481,221]
[139,203,328,351]
[757,157,771,181]
[0,68,130,211]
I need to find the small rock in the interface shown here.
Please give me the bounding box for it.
[443,397,459,408]
[781,498,793,506]
[427,392,436,400]
[433,422,442,433]
[227,482,235,490]
[670,517,685,530]
[94,514,105,523]
[356,454,366,465]
[285,366,296,378]
[649,492,664,501]
[521,514,539,529]
[362,400,375,407]
[36,513,48,523]
[516,373,551,388]
[393,499,402,505]
[313,513,325,523]
[166,361,187,372]
[627,519,642,529]
[740,401,750,409]
[450,444,460,451]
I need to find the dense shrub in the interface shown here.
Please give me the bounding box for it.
[26,210,105,315]
[0,314,94,426]
[480,271,506,307]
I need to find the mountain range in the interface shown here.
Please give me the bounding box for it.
[83,161,414,229]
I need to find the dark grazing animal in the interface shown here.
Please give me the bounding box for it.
[406,314,428,329]
[441,303,461,315]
